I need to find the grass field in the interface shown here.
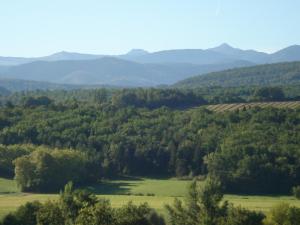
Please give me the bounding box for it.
[206,101,300,112]
[1,177,300,219]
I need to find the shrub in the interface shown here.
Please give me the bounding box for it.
[292,186,300,199]
[37,201,64,225]
[116,201,165,225]
[1,201,41,225]
[263,203,300,225]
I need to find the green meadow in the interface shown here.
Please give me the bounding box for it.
[1,177,300,219]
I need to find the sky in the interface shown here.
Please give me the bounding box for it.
[0,0,299,57]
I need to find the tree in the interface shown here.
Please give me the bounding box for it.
[253,87,285,102]
[166,177,228,225]
[166,177,264,225]
[75,199,115,225]
[60,182,98,225]
[37,201,64,225]
[116,202,165,225]
[14,149,90,192]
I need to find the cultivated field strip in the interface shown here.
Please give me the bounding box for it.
[206,101,300,112]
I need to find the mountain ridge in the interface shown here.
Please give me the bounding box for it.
[1,44,300,66]
[1,44,300,87]
[0,57,253,86]
[174,61,300,88]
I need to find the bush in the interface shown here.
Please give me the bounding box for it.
[116,201,165,225]
[75,199,115,225]
[263,203,300,225]
[37,201,64,225]
[222,206,265,225]
[292,186,300,199]
[1,201,41,225]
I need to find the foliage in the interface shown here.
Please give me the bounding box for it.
[36,201,64,225]
[221,206,265,225]
[252,87,285,102]
[111,88,206,108]
[166,178,265,225]
[115,201,165,225]
[0,144,34,177]
[60,182,98,224]
[75,199,115,225]
[0,183,165,225]
[1,201,41,225]
[263,203,300,225]
[23,96,53,108]
[205,108,300,194]
[292,186,300,200]
[14,149,95,192]
[0,89,300,194]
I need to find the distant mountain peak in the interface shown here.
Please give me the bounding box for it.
[126,49,149,56]
[210,43,236,52]
[217,43,234,49]
[47,51,75,57]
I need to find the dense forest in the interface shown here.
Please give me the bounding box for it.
[0,88,300,194]
[175,61,300,88]
[1,84,300,107]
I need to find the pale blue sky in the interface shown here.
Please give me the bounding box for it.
[0,0,299,57]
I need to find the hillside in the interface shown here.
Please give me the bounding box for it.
[0,78,79,92]
[1,44,300,87]
[175,61,300,88]
[0,58,252,87]
[0,86,10,96]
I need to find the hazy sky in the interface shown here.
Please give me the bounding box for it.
[1,0,299,57]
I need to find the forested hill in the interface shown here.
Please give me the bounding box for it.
[0,86,10,96]
[174,61,300,88]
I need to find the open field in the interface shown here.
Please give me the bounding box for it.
[206,101,300,112]
[1,178,300,219]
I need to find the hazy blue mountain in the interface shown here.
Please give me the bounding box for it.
[0,66,10,73]
[0,52,104,66]
[124,49,236,64]
[1,44,300,66]
[0,57,253,87]
[124,49,149,57]
[0,78,79,92]
[0,85,10,95]
[209,43,269,64]
[270,45,300,63]
[40,51,104,61]
[125,44,300,65]
[174,61,300,88]
[0,56,33,66]
[0,44,300,88]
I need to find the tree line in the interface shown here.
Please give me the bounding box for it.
[1,86,300,109]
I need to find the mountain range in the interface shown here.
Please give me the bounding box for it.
[0,44,300,88]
